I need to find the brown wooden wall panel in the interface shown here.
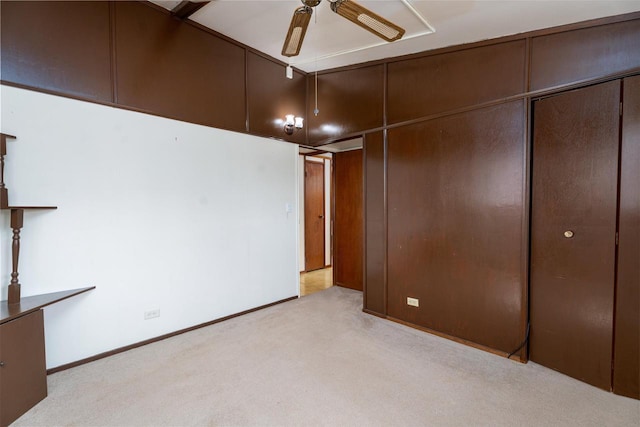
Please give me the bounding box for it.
[334,149,364,291]
[614,75,640,399]
[386,101,525,352]
[247,53,306,144]
[306,66,384,145]
[387,41,526,124]
[364,131,385,315]
[0,1,112,102]
[530,19,640,91]
[114,2,246,132]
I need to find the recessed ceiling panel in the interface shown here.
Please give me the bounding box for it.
[191,0,433,70]
[152,1,640,72]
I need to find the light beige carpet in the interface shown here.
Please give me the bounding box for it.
[13,287,640,426]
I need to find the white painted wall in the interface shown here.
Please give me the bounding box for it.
[0,86,299,368]
[298,154,332,272]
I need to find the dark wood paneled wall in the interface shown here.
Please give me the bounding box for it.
[114,2,246,132]
[306,66,384,145]
[387,101,525,353]
[306,14,640,145]
[333,149,363,291]
[530,19,640,91]
[0,1,113,102]
[354,14,639,365]
[0,1,305,142]
[387,41,526,125]
[247,53,307,144]
[614,75,640,399]
[363,132,385,315]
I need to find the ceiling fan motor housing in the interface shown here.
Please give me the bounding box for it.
[302,0,322,7]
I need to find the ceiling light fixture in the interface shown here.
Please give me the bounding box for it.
[284,114,304,135]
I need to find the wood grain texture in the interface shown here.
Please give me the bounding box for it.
[304,161,325,271]
[364,132,385,314]
[613,75,640,399]
[386,101,525,352]
[387,40,526,124]
[530,81,620,391]
[0,1,112,102]
[334,149,363,291]
[247,52,306,144]
[0,287,95,324]
[114,1,246,132]
[306,65,384,145]
[0,310,47,427]
[530,19,640,91]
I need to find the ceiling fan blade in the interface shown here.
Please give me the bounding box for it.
[282,6,313,57]
[330,0,405,42]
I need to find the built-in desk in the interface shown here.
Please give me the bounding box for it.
[0,287,94,427]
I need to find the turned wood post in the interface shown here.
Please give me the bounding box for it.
[7,208,24,304]
[0,134,8,209]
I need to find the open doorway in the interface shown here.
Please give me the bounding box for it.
[298,137,363,296]
[298,150,332,296]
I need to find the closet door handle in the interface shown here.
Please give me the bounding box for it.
[564,230,574,238]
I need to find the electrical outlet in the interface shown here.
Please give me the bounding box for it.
[144,309,160,320]
[407,297,419,307]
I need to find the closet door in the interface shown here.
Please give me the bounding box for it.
[530,81,620,390]
[613,76,640,399]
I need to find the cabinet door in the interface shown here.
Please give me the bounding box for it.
[530,81,620,390]
[613,76,640,399]
[0,310,47,427]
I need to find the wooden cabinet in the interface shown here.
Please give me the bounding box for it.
[0,288,95,427]
[0,310,47,427]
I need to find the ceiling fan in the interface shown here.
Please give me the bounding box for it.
[282,0,406,57]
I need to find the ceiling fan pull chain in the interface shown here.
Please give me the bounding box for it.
[314,4,320,116]
[314,70,320,116]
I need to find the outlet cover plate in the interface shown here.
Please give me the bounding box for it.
[144,309,160,320]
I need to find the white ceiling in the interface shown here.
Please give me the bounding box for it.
[151,0,640,72]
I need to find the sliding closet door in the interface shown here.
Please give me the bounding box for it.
[530,81,620,390]
[613,76,640,399]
